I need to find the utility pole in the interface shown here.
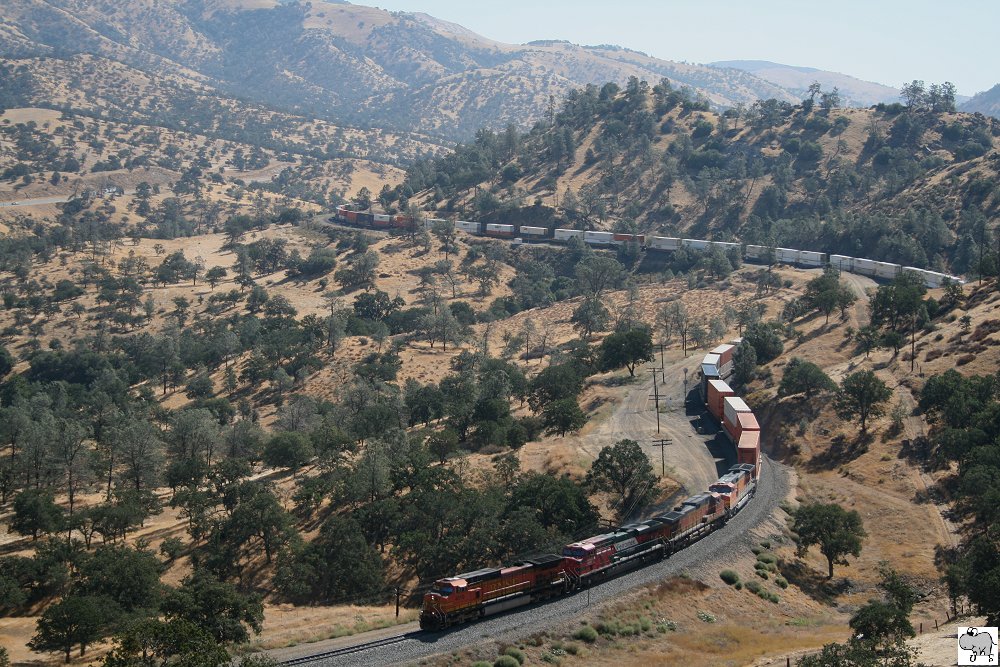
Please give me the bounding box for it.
[683,367,689,400]
[395,587,401,617]
[648,367,661,433]
[651,438,673,478]
[655,343,666,380]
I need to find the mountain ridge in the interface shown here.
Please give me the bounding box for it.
[709,59,901,107]
[0,0,803,143]
[960,83,1000,119]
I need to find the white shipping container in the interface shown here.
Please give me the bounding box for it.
[584,231,613,244]
[723,396,752,426]
[682,239,710,251]
[554,228,584,241]
[776,248,799,264]
[373,214,391,222]
[520,226,548,237]
[908,268,963,289]
[701,353,721,379]
[830,254,854,271]
[853,258,877,276]
[711,242,739,252]
[455,220,480,233]
[874,262,901,279]
[799,250,825,267]
[647,236,681,251]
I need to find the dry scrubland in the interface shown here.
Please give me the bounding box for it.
[1,206,995,664]
[0,105,407,225]
[414,273,999,667]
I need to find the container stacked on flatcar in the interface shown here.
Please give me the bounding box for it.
[706,379,735,421]
[330,208,963,288]
[485,224,515,239]
[519,226,548,240]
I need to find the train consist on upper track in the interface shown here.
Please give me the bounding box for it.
[417,338,757,631]
[333,205,963,289]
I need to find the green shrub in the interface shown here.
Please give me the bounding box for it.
[494,656,520,667]
[750,546,763,555]
[159,536,185,561]
[775,577,788,589]
[595,620,620,636]
[573,625,598,643]
[760,540,771,549]
[768,592,780,603]
[656,620,677,633]
[735,581,743,590]
[639,616,652,632]
[757,570,769,579]
[746,580,762,594]
[472,663,492,667]
[564,643,580,655]
[540,652,561,664]
[756,552,778,565]
[697,611,716,623]
[502,647,525,665]
[720,570,740,585]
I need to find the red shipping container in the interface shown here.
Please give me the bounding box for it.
[711,344,735,368]
[737,431,760,470]
[723,405,759,442]
[706,379,735,421]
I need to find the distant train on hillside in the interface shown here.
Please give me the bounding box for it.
[333,205,964,289]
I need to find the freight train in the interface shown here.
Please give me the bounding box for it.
[333,205,963,289]
[418,337,761,631]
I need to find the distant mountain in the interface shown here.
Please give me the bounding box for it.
[960,84,1000,118]
[0,0,802,143]
[710,60,900,107]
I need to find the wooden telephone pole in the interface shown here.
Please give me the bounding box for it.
[651,438,673,478]
[648,367,661,433]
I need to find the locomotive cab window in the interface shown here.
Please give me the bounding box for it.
[431,584,454,596]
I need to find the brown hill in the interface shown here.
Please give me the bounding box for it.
[0,0,805,141]
[961,83,1000,119]
[405,85,1000,276]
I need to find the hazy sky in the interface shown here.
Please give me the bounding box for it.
[363,0,999,96]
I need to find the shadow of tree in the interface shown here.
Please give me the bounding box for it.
[780,559,852,606]
[806,431,874,470]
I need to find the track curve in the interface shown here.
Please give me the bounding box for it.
[275,457,788,667]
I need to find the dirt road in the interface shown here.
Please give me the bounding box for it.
[577,349,731,515]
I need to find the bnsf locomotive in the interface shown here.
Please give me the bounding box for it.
[333,205,963,289]
[418,338,760,631]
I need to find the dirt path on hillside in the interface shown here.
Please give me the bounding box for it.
[577,351,729,518]
[845,272,961,552]
[840,271,877,328]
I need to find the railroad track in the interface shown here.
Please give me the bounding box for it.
[279,634,418,665]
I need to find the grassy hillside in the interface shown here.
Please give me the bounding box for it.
[401,80,1000,276]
